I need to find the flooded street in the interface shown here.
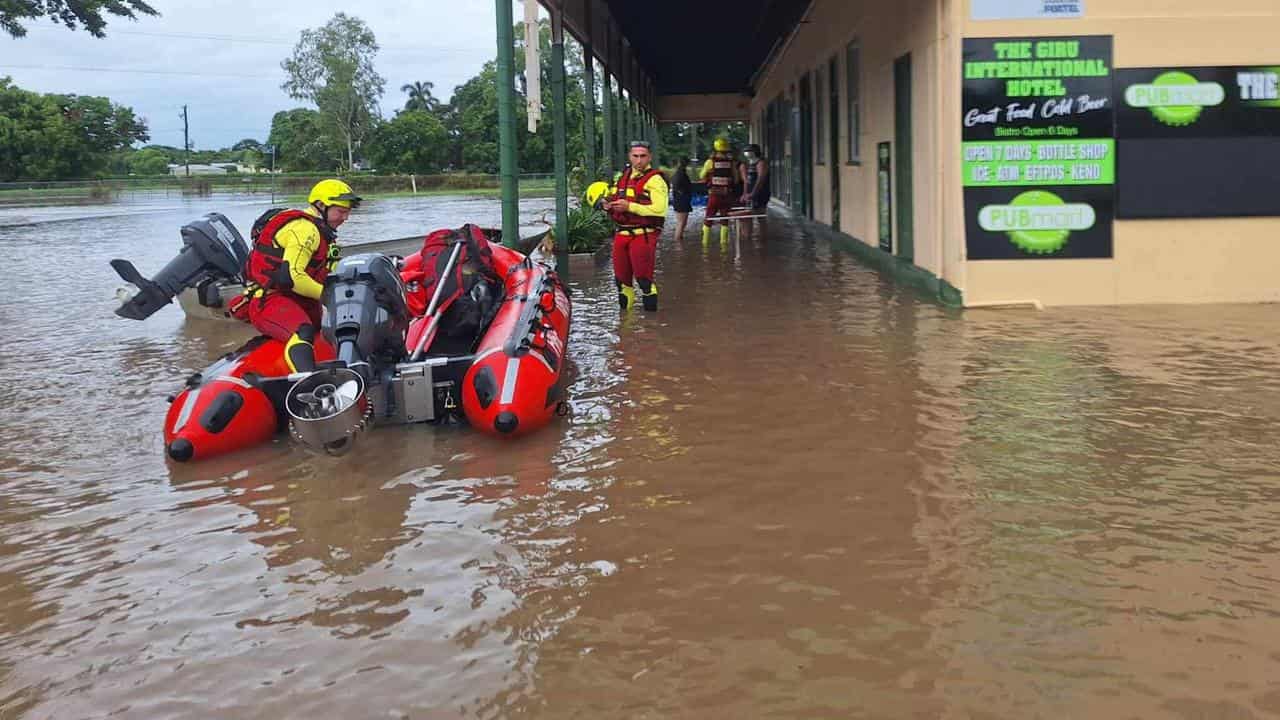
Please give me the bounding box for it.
[4,194,1280,718]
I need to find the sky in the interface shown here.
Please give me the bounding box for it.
[1,1,506,150]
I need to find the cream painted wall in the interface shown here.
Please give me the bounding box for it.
[750,0,961,284]
[961,0,1280,306]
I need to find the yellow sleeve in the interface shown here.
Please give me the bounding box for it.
[628,174,668,217]
[275,218,325,300]
[699,159,713,180]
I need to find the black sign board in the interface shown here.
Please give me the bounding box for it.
[1116,66,1280,139]
[962,35,1115,260]
[1116,65,1280,218]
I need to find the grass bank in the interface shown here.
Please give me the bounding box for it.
[0,176,560,206]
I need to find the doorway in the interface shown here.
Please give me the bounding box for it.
[893,54,913,261]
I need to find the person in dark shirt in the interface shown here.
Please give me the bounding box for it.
[670,156,693,240]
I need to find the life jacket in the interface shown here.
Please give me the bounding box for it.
[242,208,335,292]
[608,167,667,229]
[400,224,501,342]
[707,151,735,196]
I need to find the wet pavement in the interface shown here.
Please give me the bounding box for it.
[3,195,1280,718]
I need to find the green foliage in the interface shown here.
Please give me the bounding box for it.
[268,108,342,172]
[0,0,157,38]
[231,138,262,152]
[443,19,589,175]
[448,62,500,173]
[565,204,612,253]
[656,121,750,167]
[281,12,385,171]
[128,148,170,175]
[401,81,440,113]
[0,77,149,180]
[367,110,448,173]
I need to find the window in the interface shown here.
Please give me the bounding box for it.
[846,39,861,163]
[815,65,826,164]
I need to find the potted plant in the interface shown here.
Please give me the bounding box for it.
[534,203,614,273]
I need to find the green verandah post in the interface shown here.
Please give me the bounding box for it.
[495,0,519,248]
[602,71,614,178]
[581,1,597,180]
[550,4,569,278]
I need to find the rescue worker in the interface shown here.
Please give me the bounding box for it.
[239,178,362,372]
[699,137,737,245]
[603,140,668,312]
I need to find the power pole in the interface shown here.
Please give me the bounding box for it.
[181,105,190,177]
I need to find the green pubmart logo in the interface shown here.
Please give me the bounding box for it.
[978,190,1095,254]
[1124,71,1225,126]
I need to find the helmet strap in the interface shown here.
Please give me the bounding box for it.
[312,200,337,231]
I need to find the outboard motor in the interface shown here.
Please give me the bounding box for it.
[320,253,410,378]
[111,213,248,320]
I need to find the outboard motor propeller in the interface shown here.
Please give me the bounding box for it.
[282,253,410,456]
[286,367,369,455]
[111,213,248,320]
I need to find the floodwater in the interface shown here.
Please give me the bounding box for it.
[4,194,1280,719]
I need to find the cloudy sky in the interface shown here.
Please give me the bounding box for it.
[1,1,507,150]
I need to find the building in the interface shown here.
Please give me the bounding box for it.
[558,0,1279,307]
[167,163,228,176]
[746,0,1280,306]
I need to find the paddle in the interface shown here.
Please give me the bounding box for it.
[408,237,466,362]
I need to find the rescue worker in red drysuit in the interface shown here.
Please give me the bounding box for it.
[699,137,737,245]
[604,140,668,312]
[239,178,361,372]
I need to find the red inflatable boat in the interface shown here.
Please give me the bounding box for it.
[401,228,571,437]
[113,216,571,462]
[161,337,337,462]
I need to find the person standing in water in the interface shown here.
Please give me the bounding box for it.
[738,143,770,236]
[670,157,693,240]
[603,140,668,312]
[699,137,737,245]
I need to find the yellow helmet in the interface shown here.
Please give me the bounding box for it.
[713,137,730,152]
[308,178,362,209]
[584,181,609,208]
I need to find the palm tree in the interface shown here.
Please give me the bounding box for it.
[401,81,439,113]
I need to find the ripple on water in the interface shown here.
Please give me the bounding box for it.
[3,203,1280,717]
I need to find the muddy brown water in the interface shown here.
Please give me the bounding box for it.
[4,195,1280,718]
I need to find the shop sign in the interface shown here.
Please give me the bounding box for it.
[962,35,1114,259]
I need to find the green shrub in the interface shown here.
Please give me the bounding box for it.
[566,204,613,253]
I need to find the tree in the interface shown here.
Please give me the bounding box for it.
[367,110,448,174]
[281,13,385,172]
[238,147,264,168]
[448,62,501,173]
[0,77,149,180]
[1,0,157,38]
[128,148,170,175]
[442,19,589,175]
[231,138,262,152]
[401,81,440,113]
[267,107,343,172]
